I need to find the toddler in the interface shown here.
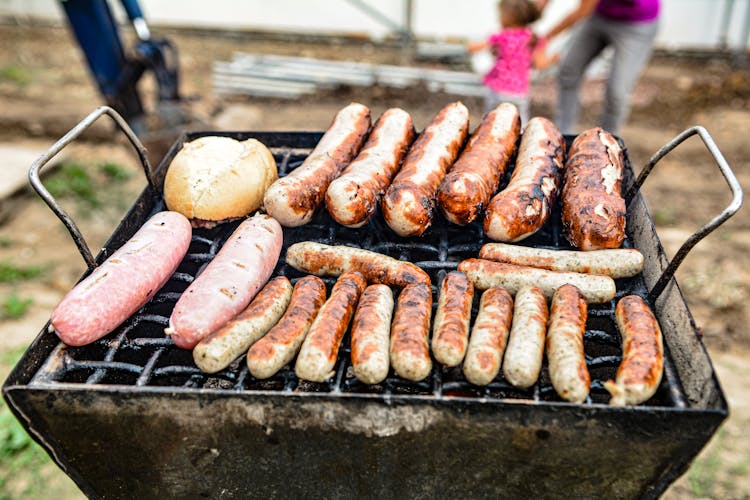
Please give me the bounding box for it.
[469,0,558,123]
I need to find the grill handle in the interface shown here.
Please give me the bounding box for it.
[28,106,156,270]
[625,126,744,303]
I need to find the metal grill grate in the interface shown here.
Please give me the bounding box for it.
[30,137,687,408]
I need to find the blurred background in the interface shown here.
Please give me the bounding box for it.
[0,0,748,497]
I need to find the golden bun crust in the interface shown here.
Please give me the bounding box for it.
[164,136,277,224]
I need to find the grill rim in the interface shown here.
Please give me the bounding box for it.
[3,123,732,500]
[3,128,728,412]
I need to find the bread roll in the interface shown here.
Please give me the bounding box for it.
[164,136,277,227]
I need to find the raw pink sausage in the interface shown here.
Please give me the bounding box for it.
[50,211,192,346]
[167,213,283,349]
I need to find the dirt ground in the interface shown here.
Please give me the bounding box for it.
[0,22,749,498]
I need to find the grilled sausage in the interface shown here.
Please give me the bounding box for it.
[382,101,469,236]
[350,284,394,385]
[285,242,431,287]
[546,284,590,403]
[263,103,371,227]
[437,102,521,225]
[562,128,626,250]
[246,276,327,379]
[295,272,367,382]
[326,108,415,228]
[390,284,433,381]
[193,276,293,373]
[483,117,565,242]
[605,295,664,406]
[463,287,514,386]
[166,214,283,349]
[479,243,644,278]
[502,286,548,389]
[458,258,615,304]
[431,271,474,367]
[50,211,192,347]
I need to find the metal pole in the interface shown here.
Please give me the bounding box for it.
[737,0,750,64]
[719,0,735,49]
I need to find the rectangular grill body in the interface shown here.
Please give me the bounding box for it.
[3,130,728,499]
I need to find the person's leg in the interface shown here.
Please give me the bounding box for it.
[556,16,608,134]
[600,18,659,134]
[484,89,503,114]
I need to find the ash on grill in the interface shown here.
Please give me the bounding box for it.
[32,143,686,408]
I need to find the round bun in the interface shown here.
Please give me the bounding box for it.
[164,136,277,225]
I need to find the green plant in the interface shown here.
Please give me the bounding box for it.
[0,65,31,86]
[98,162,131,182]
[0,262,43,283]
[0,348,50,498]
[45,162,100,207]
[688,428,725,497]
[1,294,32,320]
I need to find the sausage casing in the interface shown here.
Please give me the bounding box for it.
[390,284,433,381]
[246,276,326,379]
[546,284,590,403]
[382,101,469,236]
[167,214,283,349]
[326,108,415,228]
[285,241,430,287]
[51,211,192,347]
[458,258,615,304]
[431,271,474,367]
[562,128,626,250]
[483,117,565,242]
[605,295,664,405]
[350,284,395,385]
[502,286,548,388]
[295,272,367,382]
[479,243,644,278]
[263,103,371,227]
[463,287,514,386]
[193,276,293,373]
[437,102,521,225]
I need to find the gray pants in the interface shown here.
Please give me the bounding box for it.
[485,90,530,126]
[556,13,659,135]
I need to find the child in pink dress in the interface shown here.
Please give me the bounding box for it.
[469,0,558,123]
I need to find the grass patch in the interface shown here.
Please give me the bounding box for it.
[0,65,31,86]
[42,160,133,215]
[0,347,56,498]
[688,428,725,497]
[0,262,44,283]
[44,162,99,208]
[98,162,131,182]
[1,294,32,320]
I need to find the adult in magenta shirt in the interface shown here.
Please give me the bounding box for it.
[543,0,661,134]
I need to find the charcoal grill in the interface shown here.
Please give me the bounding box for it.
[3,106,743,498]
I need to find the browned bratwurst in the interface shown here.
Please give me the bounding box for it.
[326,108,415,228]
[295,272,367,382]
[285,242,431,287]
[431,271,474,367]
[463,287,514,386]
[382,102,469,236]
[263,103,371,227]
[483,117,565,242]
[546,284,590,403]
[350,284,394,385]
[246,276,327,379]
[562,127,626,250]
[437,102,521,225]
[390,283,433,381]
[605,295,664,406]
